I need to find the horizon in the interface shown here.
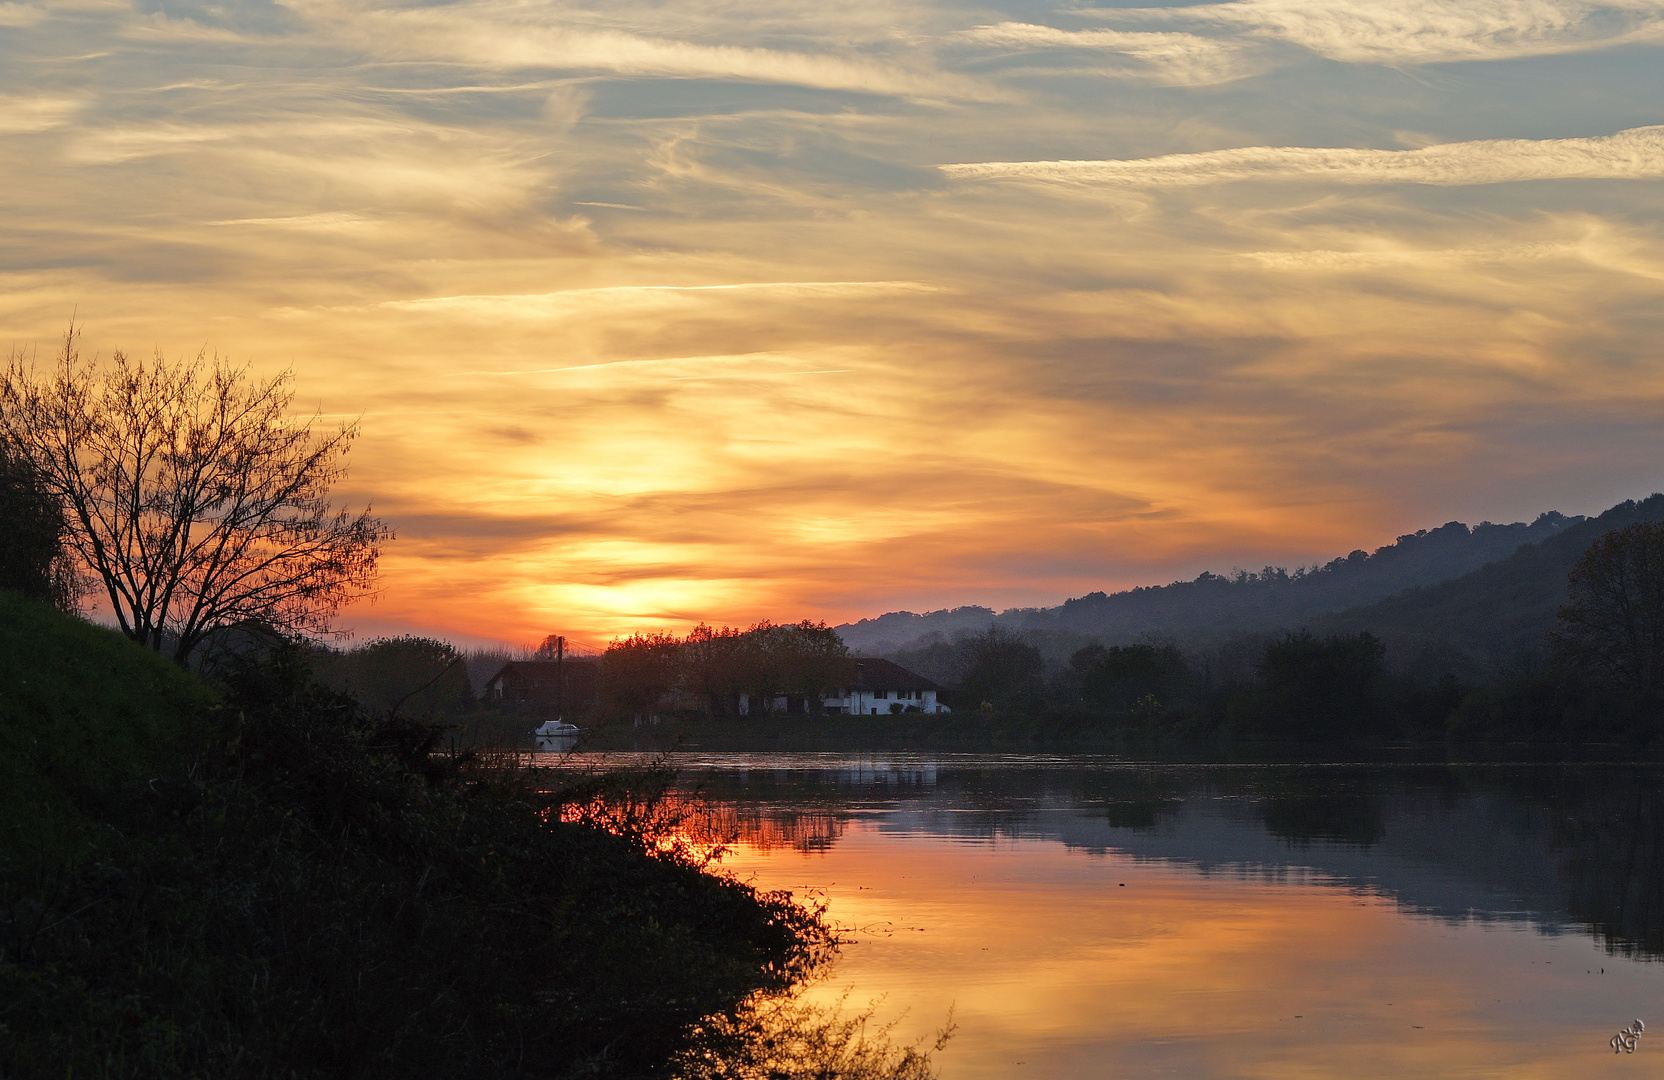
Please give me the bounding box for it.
[369,494,1627,651]
[6,0,1663,647]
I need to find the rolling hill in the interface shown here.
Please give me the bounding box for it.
[838,508,1594,654]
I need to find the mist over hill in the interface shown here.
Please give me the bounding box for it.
[836,504,1634,657]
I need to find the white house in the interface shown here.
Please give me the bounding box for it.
[822,658,949,715]
[734,658,949,716]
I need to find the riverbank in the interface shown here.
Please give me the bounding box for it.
[0,593,836,1078]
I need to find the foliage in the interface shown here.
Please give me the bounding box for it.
[1,326,390,663]
[1236,630,1385,741]
[1068,643,1188,713]
[1555,521,1664,693]
[0,589,215,862]
[601,630,686,720]
[0,439,79,609]
[606,620,851,720]
[311,634,474,721]
[0,593,837,1079]
[956,628,1044,713]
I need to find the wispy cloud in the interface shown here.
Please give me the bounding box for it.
[208,212,376,231]
[0,94,82,134]
[284,0,1002,101]
[955,22,1255,84]
[1239,241,1574,270]
[941,126,1664,186]
[1081,0,1664,65]
[379,281,942,319]
[0,3,44,29]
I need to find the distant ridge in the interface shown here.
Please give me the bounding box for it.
[1319,494,1664,668]
[837,508,1595,654]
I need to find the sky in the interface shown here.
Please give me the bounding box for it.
[3,0,1664,647]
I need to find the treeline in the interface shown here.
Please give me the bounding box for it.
[886,626,1456,743]
[885,519,1664,749]
[601,620,847,719]
[296,621,856,728]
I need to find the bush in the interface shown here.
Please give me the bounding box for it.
[1069,643,1188,715]
[1224,630,1385,742]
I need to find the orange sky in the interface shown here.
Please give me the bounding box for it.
[4,0,1664,645]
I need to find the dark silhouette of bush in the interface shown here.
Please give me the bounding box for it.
[311,634,474,722]
[1069,643,1188,714]
[0,440,76,607]
[957,628,1045,713]
[1227,630,1385,741]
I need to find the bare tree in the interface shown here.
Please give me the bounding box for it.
[1,326,391,664]
[1557,521,1664,693]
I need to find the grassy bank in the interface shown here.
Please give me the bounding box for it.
[0,592,838,1078]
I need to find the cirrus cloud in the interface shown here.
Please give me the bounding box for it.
[941,125,1664,186]
[1079,0,1664,65]
[955,22,1255,84]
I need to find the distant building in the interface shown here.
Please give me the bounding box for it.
[738,657,949,716]
[829,658,949,715]
[485,659,598,715]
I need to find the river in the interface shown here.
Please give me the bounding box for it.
[548,753,1664,1077]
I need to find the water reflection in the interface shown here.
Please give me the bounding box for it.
[654,759,1664,958]
[547,755,1664,1078]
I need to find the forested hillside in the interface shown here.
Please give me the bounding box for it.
[1318,495,1664,670]
[839,511,1584,653]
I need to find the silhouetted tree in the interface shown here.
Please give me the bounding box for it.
[1556,522,1664,693]
[312,636,472,721]
[1246,630,1385,741]
[0,438,78,607]
[1070,643,1187,712]
[672,621,850,717]
[756,620,848,714]
[1,326,390,663]
[601,631,685,720]
[684,624,751,717]
[959,628,1045,713]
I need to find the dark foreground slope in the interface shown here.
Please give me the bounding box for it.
[0,592,825,1079]
[1320,495,1664,671]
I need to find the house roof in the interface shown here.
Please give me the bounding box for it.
[487,659,597,685]
[841,657,942,693]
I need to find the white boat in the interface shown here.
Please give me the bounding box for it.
[534,720,582,738]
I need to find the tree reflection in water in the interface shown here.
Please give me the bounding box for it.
[674,983,953,1080]
[666,759,1664,962]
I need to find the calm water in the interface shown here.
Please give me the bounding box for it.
[553,753,1664,1078]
